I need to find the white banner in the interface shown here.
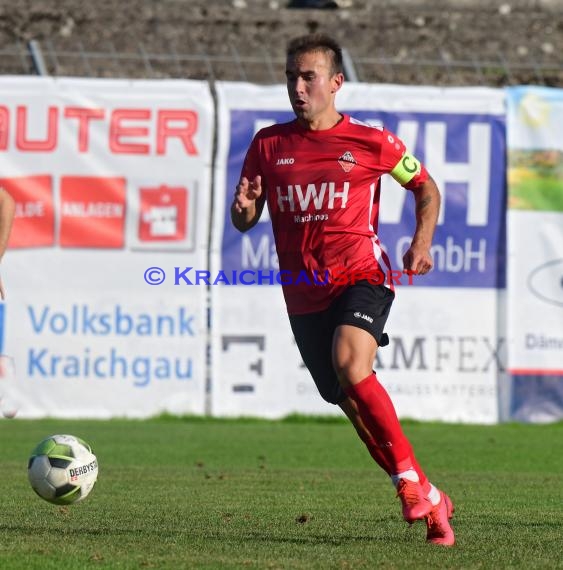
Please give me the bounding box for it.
[1,77,213,418]
[211,82,506,423]
[506,87,563,375]
[505,86,563,422]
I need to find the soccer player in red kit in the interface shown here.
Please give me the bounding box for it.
[231,33,455,546]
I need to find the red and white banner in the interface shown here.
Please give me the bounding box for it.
[1,77,213,418]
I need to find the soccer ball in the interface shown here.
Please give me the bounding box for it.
[28,434,98,505]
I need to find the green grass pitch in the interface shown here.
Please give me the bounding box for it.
[1,416,563,569]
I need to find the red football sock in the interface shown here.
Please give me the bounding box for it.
[361,432,432,491]
[345,372,424,477]
[356,431,392,475]
[409,446,430,493]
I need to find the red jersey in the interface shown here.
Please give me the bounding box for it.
[241,114,429,315]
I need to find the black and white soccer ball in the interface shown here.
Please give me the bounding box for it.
[28,434,98,505]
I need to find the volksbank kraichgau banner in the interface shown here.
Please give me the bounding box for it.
[506,86,563,422]
[1,77,213,418]
[211,83,506,423]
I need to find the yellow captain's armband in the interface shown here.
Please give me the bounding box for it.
[390,152,422,185]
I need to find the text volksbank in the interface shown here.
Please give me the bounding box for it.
[28,305,195,336]
[27,305,196,387]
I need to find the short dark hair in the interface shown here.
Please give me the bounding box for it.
[286,33,343,75]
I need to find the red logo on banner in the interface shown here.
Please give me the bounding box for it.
[138,186,188,242]
[60,176,126,248]
[2,175,55,248]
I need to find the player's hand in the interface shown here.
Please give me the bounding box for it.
[0,275,5,300]
[403,244,433,276]
[233,176,262,213]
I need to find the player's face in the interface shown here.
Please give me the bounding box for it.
[286,50,343,126]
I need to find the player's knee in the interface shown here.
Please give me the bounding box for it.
[333,358,368,387]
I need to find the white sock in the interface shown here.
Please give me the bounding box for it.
[428,484,441,506]
[391,469,419,487]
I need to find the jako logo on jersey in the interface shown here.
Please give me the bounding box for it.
[276,182,349,212]
[353,311,374,323]
[276,157,295,165]
[338,151,357,173]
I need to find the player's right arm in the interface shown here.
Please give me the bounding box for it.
[231,134,267,232]
[230,175,266,232]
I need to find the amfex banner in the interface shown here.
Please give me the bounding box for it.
[211,83,506,423]
[1,77,213,418]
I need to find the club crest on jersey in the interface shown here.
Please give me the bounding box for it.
[338,151,356,173]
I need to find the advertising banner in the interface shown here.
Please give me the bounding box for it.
[1,77,213,418]
[506,86,563,422]
[211,83,506,422]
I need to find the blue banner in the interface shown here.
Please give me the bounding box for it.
[222,108,506,288]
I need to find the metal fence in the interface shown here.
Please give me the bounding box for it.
[2,39,563,86]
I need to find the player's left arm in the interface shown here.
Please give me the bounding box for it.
[384,137,440,275]
[403,176,440,275]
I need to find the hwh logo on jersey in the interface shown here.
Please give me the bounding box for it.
[276,182,349,212]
